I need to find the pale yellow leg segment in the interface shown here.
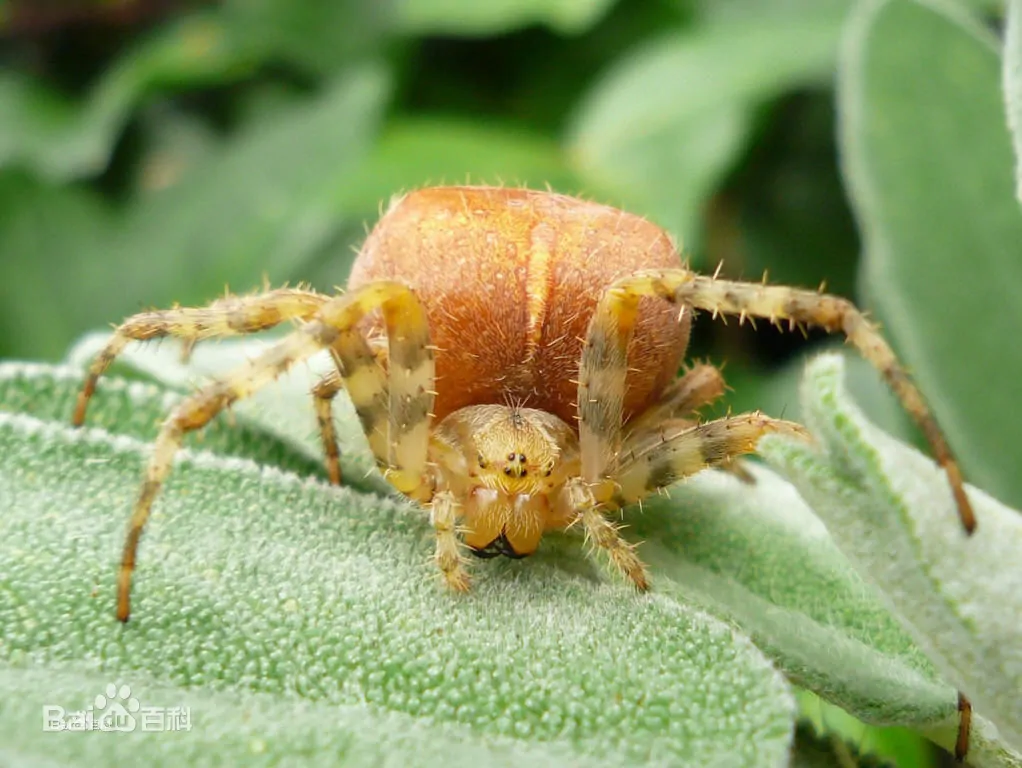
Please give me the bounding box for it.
[581,268,975,532]
[327,285,435,496]
[562,478,649,591]
[74,288,327,426]
[312,368,344,485]
[612,412,807,507]
[431,490,470,591]
[116,281,435,622]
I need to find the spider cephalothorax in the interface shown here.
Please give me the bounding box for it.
[72,185,975,623]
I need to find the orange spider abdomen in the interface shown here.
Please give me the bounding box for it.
[348,186,691,426]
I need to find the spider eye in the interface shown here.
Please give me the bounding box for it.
[507,452,516,462]
[477,453,487,468]
[503,467,512,476]
[518,453,526,463]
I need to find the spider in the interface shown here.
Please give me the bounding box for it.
[72,185,975,624]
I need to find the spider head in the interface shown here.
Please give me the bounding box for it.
[434,403,575,494]
[432,403,580,556]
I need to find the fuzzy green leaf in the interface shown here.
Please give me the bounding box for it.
[838,0,1022,510]
[0,358,797,766]
[761,354,1022,761]
[56,333,1018,765]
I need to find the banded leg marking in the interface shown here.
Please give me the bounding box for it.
[74,288,326,426]
[624,363,726,441]
[613,412,807,507]
[581,268,975,532]
[327,284,435,496]
[116,281,434,622]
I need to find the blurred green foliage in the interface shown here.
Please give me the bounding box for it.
[2,1,1021,764]
[1,0,859,366]
[3,0,1019,495]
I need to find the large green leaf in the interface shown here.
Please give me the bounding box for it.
[838,0,1022,509]
[0,175,113,359]
[55,332,1021,765]
[0,361,796,766]
[568,10,844,248]
[762,354,1022,760]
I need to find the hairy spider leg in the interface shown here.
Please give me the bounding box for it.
[312,336,392,487]
[579,268,975,533]
[611,413,807,508]
[430,490,471,591]
[311,368,345,485]
[561,412,806,590]
[115,281,435,622]
[622,363,726,441]
[73,288,328,426]
[622,363,755,484]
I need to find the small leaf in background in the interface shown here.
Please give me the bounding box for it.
[838,0,1022,510]
[568,10,844,250]
[761,354,1022,762]
[795,690,938,768]
[0,174,113,360]
[0,362,797,767]
[394,0,617,36]
[0,12,262,181]
[81,67,389,328]
[343,117,579,207]
[220,0,389,76]
[1006,0,1022,203]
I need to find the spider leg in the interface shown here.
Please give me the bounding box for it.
[74,288,327,426]
[581,268,975,532]
[561,477,649,590]
[312,368,344,485]
[311,336,390,486]
[623,363,726,440]
[431,490,470,591]
[116,280,435,622]
[610,413,807,508]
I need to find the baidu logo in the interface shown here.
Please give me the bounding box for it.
[42,683,191,733]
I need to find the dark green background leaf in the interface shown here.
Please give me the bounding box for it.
[839,0,1022,510]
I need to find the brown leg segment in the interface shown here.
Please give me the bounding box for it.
[955,691,972,762]
[312,368,344,485]
[74,288,327,426]
[115,281,435,622]
[580,269,975,533]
